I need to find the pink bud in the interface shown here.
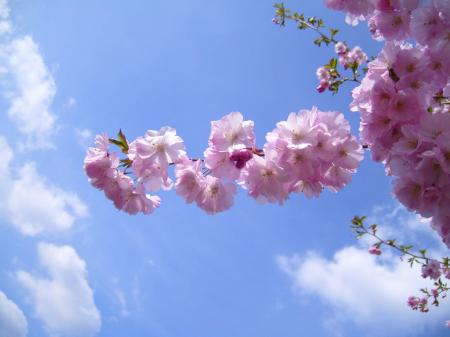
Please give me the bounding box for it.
[407,296,420,309]
[230,148,253,169]
[368,245,382,255]
[316,80,330,93]
[334,41,347,55]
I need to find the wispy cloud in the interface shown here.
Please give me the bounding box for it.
[17,243,101,337]
[0,290,27,337]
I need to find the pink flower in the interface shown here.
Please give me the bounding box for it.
[410,4,445,45]
[316,66,331,81]
[323,165,353,192]
[393,178,423,211]
[387,91,422,122]
[407,296,420,310]
[240,155,290,204]
[316,80,330,93]
[103,171,134,210]
[131,156,171,192]
[84,134,119,189]
[333,136,364,170]
[204,147,240,179]
[128,126,186,172]
[325,0,374,19]
[122,184,161,215]
[265,107,362,197]
[431,288,439,297]
[445,268,450,279]
[348,46,368,64]
[195,176,236,214]
[208,112,255,151]
[175,159,205,204]
[291,180,323,198]
[391,125,421,156]
[370,9,411,41]
[334,41,347,54]
[270,108,319,148]
[370,78,396,115]
[368,245,382,255]
[421,259,442,280]
[204,112,256,178]
[391,47,425,79]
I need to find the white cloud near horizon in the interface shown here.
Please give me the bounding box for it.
[17,243,101,337]
[0,291,27,337]
[277,205,450,337]
[0,136,88,236]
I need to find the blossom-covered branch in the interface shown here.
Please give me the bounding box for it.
[273,2,368,94]
[84,108,363,215]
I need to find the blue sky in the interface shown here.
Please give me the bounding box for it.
[0,1,448,336]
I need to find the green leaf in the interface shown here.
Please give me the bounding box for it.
[117,129,129,152]
[330,28,339,37]
[329,58,337,69]
[109,138,124,147]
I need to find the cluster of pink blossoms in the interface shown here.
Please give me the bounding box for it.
[316,42,368,92]
[325,0,449,37]
[85,108,363,215]
[407,259,450,313]
[327,0,450,247]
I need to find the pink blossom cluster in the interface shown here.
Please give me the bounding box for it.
[325,0,450,44]
[316,66,332,93]
[422,259,442,280]
[335,43,368,68]
[407,259,450,314]
[84,134,161,215]
[341,1,450,247]
[85,108,363,215]
[251,107,363,203]
[407,295,430,312]
[316,42,368,92]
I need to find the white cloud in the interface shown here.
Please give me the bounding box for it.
[7,163,88,235]
[17,243,101,337]
[277,205,450,336]
[2,35,57,149]
[278,248,450,335]
[0,291,27,337]
[0,136,88,236]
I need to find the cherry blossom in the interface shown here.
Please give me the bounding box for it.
[85,108,362,215]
